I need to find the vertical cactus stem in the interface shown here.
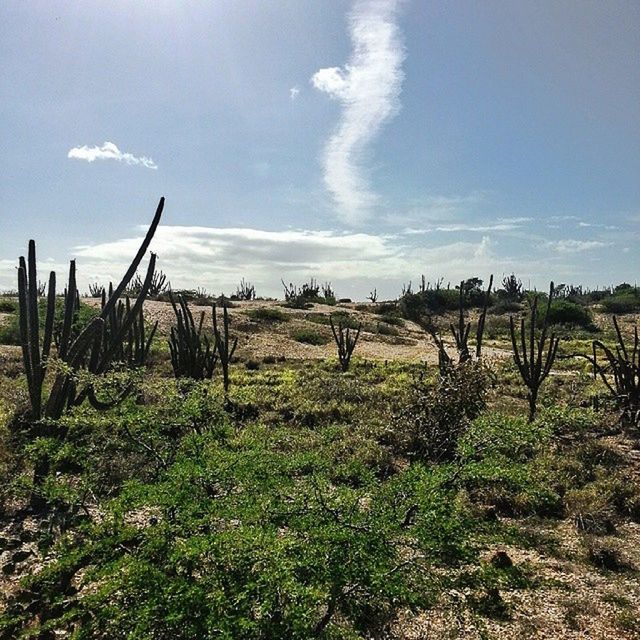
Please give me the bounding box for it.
[101,197,164,319]
[27,241,42,417]
[58,260,77,361]
[476,274,493,359]
[41,271,56,366]
[18,264,39,418]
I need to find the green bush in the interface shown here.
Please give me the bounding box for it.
[5,425,477,639]
[389,362,489,462]
[601,293,640,314]
[0,298,98,346]
[291,328,330,345]
[0,299,16,313]
[246,307,288,323]
[540,300,595,330]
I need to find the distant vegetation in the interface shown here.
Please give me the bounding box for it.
[1,200,639,638]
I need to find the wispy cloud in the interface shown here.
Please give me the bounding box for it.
[311,0,405,224]
[402,218,530,235]
[67,141,158,169]
[289,86,300,100]
[544,239,608,253]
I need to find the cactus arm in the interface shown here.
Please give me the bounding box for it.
[45,317,104,418]
[58,261,77,361]
[41,271,56,367]
[96,253,157,372]
[100,197,164,319]
[18,263,39,418]
[26,241,42,417]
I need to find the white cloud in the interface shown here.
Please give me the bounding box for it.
[50,225,505,299]
[289,86,300,100]
[68,141,158,169]
[544,239,608,253]
[311,0,405,224]
[401,219,528,234]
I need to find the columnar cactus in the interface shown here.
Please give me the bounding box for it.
[213,300,238,393]
[329,315,362,372]
[509,282,559,421]
[17,197,164,420]
[168,293,218,379]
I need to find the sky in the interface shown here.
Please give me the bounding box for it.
[1,0,638,299]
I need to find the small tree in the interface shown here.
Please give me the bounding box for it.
[509,283,559,421]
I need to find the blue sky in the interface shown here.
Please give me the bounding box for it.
[1,0,638,298]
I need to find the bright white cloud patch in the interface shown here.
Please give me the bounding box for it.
[68,141,158,169]
[51,225,507,298]
[311,0,405,224]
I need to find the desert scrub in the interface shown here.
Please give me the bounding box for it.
[388,361,490,462]
[4,430,479,639]
[306,310,359,329]
[458,413,563,517]
[245,306,289,323]
[291,327,330,345]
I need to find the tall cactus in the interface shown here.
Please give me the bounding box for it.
[329,315,362,372]
[17,197,164,420]
[212,300,237,393]
[450,275,493,362]
[509,282,559,421]
[168,293,218,379]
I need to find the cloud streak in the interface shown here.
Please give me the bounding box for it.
[68,141,158,169]
[311,0,405,224]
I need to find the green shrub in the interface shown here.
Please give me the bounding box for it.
[0,299,16,313]
[601,293,640,314]
[389,362,489,462]
[541,300,595,330]
[246,307,288,323]
[0,297,98,346]
[291,328,330,345]
[376,322,399,336]
[5,428,477,639]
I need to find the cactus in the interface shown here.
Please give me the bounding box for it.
[592,316,640,426]
[234,278,256,301]
[321,282,335,300]
[509,282,559,421]
[101,285,158,369]
[368,288,378,303]
[329,314,361,372]
[17,197,164,421]
[128,269,168,298]
[501,274,523,301]
[420,275,493,371]
[88,282,104,298]
[168,292,218,379]
[213,300,238,393]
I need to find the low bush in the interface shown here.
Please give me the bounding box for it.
[246,307,288,323]
[0,299,16,313]
[291,328,330,345]
[601,293,640,314]
[541,300,595,330]
[388,362,490,462]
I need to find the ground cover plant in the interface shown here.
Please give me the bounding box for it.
[1,235,640,638]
